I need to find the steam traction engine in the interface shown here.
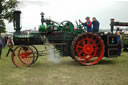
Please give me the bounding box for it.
[11,11,120,67]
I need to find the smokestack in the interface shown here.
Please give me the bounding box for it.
[110,18,115,33]
[13,11,21,32]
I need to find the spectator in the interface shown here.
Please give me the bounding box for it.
[117,32,121,56]
[79,17,92,32]
[0,37,3,59]
[92,17,100,33]
[6,36,14,57]
[116,27,120,32]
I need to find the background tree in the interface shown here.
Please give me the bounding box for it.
[0,0,17,33]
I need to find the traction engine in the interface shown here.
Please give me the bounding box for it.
[11,11,120,67]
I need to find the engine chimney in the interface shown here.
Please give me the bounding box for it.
[13,11,21,32]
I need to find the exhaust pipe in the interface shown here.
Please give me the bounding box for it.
[13,11,21,33]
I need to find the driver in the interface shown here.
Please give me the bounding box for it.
[79,17,92,32]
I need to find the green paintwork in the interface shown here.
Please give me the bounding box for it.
[14,34,34,38]
[38,19,85,41]
[39,24,59,33]
[39,21,83,33]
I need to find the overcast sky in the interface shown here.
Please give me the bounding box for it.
[5,0,128,32]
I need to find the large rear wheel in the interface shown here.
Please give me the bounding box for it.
[72,33,104,65]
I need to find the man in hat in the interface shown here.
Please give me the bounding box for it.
[79,17,92,32]
[92,17,100,33]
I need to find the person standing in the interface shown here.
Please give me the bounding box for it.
[6,36,14,57]
[0,37,3,59]
[117,32,121,56]
[92,17,100,33]
[79,17,92,32]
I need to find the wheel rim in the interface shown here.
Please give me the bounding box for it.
[11,46,26,67]
[29,45,39,63]
[72,33,104,65]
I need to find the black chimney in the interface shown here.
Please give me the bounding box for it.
[13,11,21,32]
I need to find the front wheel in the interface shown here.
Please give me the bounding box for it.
[11,45,35,67]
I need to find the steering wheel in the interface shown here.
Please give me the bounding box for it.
[76,20,86,30]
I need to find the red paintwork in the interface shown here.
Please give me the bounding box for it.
[20,51,32,58]
[73,33,104,65]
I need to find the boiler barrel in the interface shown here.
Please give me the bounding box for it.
[13,32,44,45]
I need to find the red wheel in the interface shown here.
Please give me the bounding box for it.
[72,33,104,65]
[11,46,34,67]
[18,46,35,65]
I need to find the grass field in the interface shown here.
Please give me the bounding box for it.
[0,46,128,85]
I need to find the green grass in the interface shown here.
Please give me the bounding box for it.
[0,46,128,85]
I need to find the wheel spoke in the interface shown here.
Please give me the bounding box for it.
[77,46,83,49]
[78,51,84,56]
